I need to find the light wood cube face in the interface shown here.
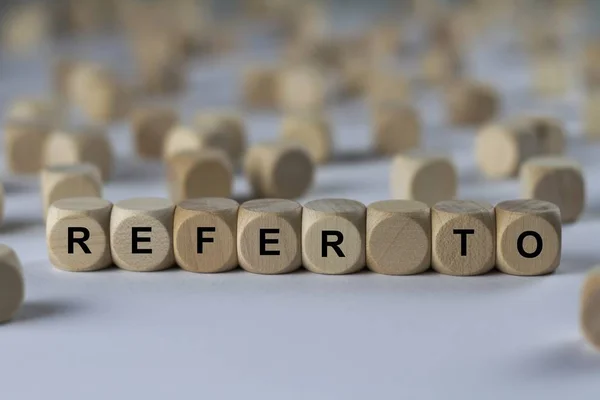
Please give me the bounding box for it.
[41,164,103,218]
[131,107,178,159]
[520,156,585,223]
[367,200,431,275]
[280,113,332,164]
[432,200,496,276]
[278,65,327,113]
[194,112,247,165]
[372,103,421,156]
[4,118,50,174]
[495,200,561,276]
[515,116,565,156]
[302,199,366,275]
[0,244,24,323]
[446,81,499,126]
[581,268,600,351]
[173,198,238,273]
[238,199,302,275]
[46,197,112,272]
[110,198,175,272]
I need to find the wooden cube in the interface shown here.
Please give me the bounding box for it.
[520,156,585,224]
[46,197,113,272]
[302,199,366,275]
[166,150,233,202]
[110,198,175,272]
[367,71,411,107]
[513,116,566,155]
[372,103,421,156]
[244,142,314,199]
[421,45,462,85]
[4,118,51,174]
[173,198,239,273]
[277,65,328,113]
[495,199,561,276]
[6,99,64,128]
[280,112,332,164]
[431,200,495,276]
[44,125,114,181]
[131,106,178,159]
[237,199,302,274]
[1,2,50,54]
[242,67,279,109]
[445,81,499,126]
[532,54,570,97]
[391,153,457,206]
[366,200,431,275]
[581,267,600,351]
[194,112,247,165]
[0,244,24,323]
[41,163,103,218]
[584,91,600,140]
[475,122,540,179]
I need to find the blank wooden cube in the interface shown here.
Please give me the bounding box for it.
[367,200,430,275]
[514,116,566,155]
[520,156,584,224]
[166,149,233,203]
[581,267,600,351]
[46,197,112,272]
[194,112,247,165]
[367,71,411,107]
[173,198,239,273]
[6,99,64,128]
[0,244,24,323]
[475,122,540,179]
[302,199,366,275]
[391,153,457,206]
[244,142,315,199]
[372,102,421,156]
[4,118,51,174]
[165,123,242,163]
[495,199,561,276]
[238,199,302,274]
[242,66,279,109]
[41,163,102,218]
[280,112,332,164]
[432,200,495,276]
[131,106,178,159]
[110,197,175,272]
[277,65,328,113]
[445,81,499,126]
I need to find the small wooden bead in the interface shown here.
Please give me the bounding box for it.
[445,81,500,126]
[238,199,302,274]
[46,197,112,272]
[581,268,600,351]
[166,150,233,203]
[110,198,175,272]
[520,156,585,224]
[302,199,366,275]
[495,199,561,276]
[475,123,540,179]
[280,112,332,164]
[372,102,421,155]
[431,200,495,276]
[366,200,431,275]
[242,66,279,109]
[367,71,411,107]
[244,142,315,199]
[4,118,51,174]
[391,153,457,206]
[194,112,247,165]
[44,125,114,181]
[277,65,328,113]
[173,198,239,273]
[131,106,178,159]
[513,116,566,155]
[0,244,25,323]
[41,163,103,218]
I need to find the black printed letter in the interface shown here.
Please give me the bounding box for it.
[132,227,152,254]
[322,230,345,257]
[68,227,91,254]
[453,229,475,256]
[260,229,280,255]
[197,227,216,253]
[517,231,543,258]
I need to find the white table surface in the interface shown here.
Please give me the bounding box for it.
[1,18,600,400]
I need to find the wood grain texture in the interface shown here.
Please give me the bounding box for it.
[46,197,113,272]
[173,198,239,273]
[445,81,499,126]
[41,163,103,218]
[43,125,114,181]
[280,112,332,164]
[372,102,421,156]
[391,153,457,206]
[4,118,51,174]
[520,156,585,223]
[495,199,561,276]
[242,66,279,109]
[367,200,431,275]
[238,199,302,274]
[131,106,178,159]
[0,244,24,323]
[244,142,315,199]
[110,197,175,272]
[302,198,366,275]
[166,149,233,202]
[581,267,600,351]
[432,200,495,276]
